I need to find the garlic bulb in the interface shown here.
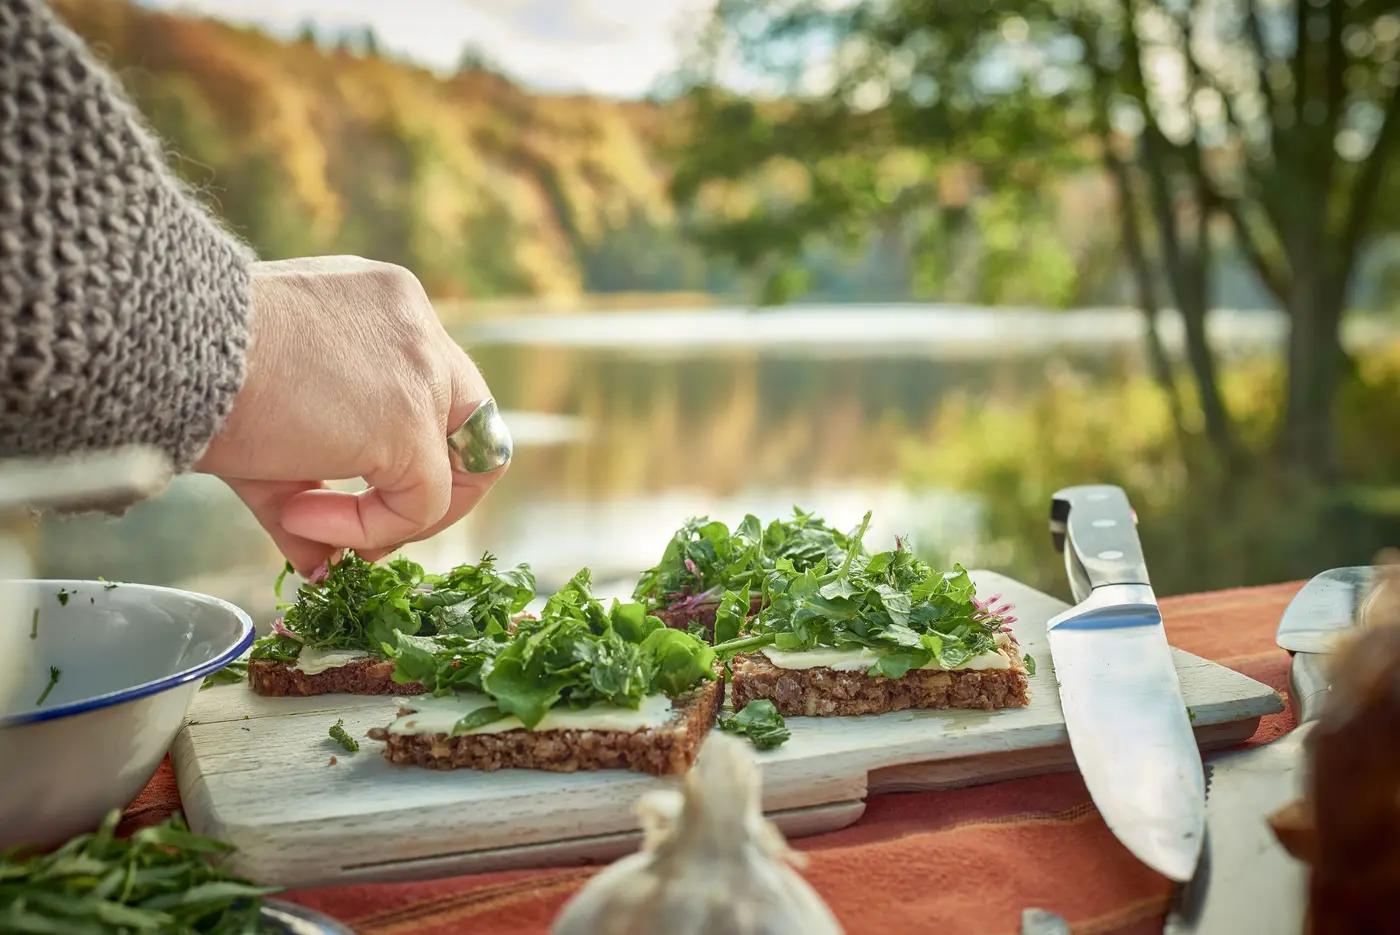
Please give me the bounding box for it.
[551,732,845,935]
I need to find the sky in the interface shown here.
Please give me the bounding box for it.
[138,0,716,98]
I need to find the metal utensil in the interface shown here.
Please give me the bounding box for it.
[1160,652,1325,935]
[0,446,171,518]
[1274,566,1376,654]
[261,898,357,934]
[1048,484,1205,882]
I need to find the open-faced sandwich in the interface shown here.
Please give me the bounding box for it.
[247,552,535,697]
[368,568,723,775]
[634,507,860,639]
[714,513,1032,716]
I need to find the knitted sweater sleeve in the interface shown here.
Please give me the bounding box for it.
[0,0,252,472]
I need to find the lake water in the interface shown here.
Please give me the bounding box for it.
[32,303,1387,623]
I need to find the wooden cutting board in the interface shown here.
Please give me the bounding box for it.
[173,570,1284,888]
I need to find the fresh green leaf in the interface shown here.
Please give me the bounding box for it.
[55,590,68,607]
[35,667,59,706]
[711,587,751,645]
[200,660,248,691]
[1024,653,1037,676]
[641,628,717,696]
[328,719,359,753]
[718,700,790,750]
[451,706,508,735]
[269,551,536,663]
[0,811,277,934]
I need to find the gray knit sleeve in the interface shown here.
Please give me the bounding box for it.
[0,0,253,472]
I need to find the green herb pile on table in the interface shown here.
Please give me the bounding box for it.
[249,551,535,665]
[385,567,719,735]
[0,810,278,934]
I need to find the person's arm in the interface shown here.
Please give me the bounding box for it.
[0,0,252,472]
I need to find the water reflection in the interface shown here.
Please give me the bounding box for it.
[31,305,1165,623]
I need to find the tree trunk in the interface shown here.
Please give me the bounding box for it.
[1279,267,1347,478]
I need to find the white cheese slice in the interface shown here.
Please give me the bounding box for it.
[387,691,675,736]
[759,644,1012,672]
[290,647,372,675]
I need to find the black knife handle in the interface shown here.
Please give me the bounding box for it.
[1050,484,1151,589]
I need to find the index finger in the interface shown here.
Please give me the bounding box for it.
[279,436,453,550]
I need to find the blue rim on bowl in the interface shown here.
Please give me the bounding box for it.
[0,582,254,729]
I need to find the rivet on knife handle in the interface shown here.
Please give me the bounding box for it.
[1050,484,1151,591]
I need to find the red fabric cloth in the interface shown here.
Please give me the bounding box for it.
[121,581,1304,935]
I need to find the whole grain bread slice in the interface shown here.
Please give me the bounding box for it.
[729,649,1030,717]
[368,678,725,776]
[247,657,424,697]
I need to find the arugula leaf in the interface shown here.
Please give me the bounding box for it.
[711,587,751,645]
[200,660,249,690]
[263,551,535,662]
[329,719,359,753]
[712,515,1014,679]
[452,706,508,735]
[401,568,718,729]
[1024,653,1037,676]
[718,700,790,750]
[0,810,277,934]
[632,508,862,622]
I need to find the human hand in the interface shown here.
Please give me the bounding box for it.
[196,257,508,575]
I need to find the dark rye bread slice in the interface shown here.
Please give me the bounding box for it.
[247,657,424,697]
[729,649,1030,717]
[652,595,763,638]
[368,678,725,776]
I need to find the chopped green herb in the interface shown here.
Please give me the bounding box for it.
[1188,707,1197,723]
[719,700,790,750]
[35,666,60,706]
[28,608,37,640]
[1024,653,1037,676]
[55,589,69,606]
[250,551,535,665]
[712,513,1018,679]
[0,810,277,934]
[98,576,119,590]
[633,507,863,627]
[201,659,249,690]
[329,719,359,753]
[386,568,717,729]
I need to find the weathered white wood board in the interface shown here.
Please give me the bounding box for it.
[173,570,1284,888]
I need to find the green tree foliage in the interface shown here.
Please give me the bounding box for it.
[673,0,1400,478]
[48,0,721,305]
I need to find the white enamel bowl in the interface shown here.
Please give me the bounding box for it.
[0,579,253,850]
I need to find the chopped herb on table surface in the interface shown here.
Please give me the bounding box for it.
[1023,653,1037,676]
[249,550,535,665]
[633,507,863,625]
[201,659,249,690]
[719,700,790,750]
[712,512,1020,677]
[28,608,36,640]
[384,567,718,733]
[34,667,59,706]
[0,810,278,934]
[329,718,360,753]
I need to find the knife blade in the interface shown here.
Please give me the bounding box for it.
[1161,650,1327,935]
[1047,484,1204,883]
[1274,566,1376,654]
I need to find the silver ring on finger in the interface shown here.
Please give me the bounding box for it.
[447,397,513,474]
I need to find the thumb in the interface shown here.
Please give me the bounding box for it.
[278,439,453,551]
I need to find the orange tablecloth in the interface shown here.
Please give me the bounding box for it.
[120,581,1304,935]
